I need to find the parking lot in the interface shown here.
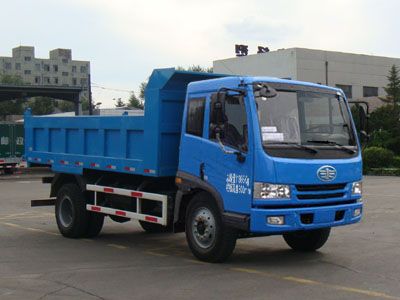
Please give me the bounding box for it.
[0,175,399,300]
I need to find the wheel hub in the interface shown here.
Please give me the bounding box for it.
[59,196,74,228]
[191,207,216,249]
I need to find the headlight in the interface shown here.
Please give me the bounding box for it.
[254,182,290,199]
[352,181,362,195]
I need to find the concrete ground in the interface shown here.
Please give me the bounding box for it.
[0,176,399,300]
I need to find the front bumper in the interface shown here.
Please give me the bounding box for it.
[250,201,362,233]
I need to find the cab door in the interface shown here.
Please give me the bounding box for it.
[203,93,254,214]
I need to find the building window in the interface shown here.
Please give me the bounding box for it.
[62,58,68,64]
[44,77,50,84]
[35,63,41,71]
[80,66,87,73]
[44,64,50,71]
[35,77,41,84]
[53,65,58,72]
[24,70,31,75]
[24,56,31,62]
[80,78,87,86]
[336,84,352,99]
[4,62,11,70]
[186,98,206,137]
[54,77,59,84]
[72,66,76,73]
[62,72,69,76]
[72,78,77,85]
[363,86,378,97]
[15,63,21,70]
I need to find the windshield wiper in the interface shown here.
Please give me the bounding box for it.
[306,140,356,154]
[265,142,318,154]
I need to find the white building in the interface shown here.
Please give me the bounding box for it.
[0,46,90,97]
[213,48,400,100]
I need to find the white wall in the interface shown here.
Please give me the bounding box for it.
[213,49,297,80]
[213,48,400,100]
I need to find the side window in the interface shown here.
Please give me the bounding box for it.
[209,94,248,151]
[186,98,206,137]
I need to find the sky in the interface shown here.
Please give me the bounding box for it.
[1,0,399,107]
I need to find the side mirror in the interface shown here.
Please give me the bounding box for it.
[253,83,277,98]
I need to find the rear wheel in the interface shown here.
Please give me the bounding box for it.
[185,193,237,263]
[283,228,331,251]
[56,183,104,238]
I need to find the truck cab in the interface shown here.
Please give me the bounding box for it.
[176,76,363,260]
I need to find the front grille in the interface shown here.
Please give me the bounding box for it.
[297,192,345,200]
[295,183,346,192]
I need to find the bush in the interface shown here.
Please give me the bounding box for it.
[363,147,394,169]
[393,156,400,168]
[385,137,400,155]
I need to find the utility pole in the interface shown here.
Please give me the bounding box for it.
[88,73,93,115]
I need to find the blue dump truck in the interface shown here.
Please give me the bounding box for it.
[26,68,365,262]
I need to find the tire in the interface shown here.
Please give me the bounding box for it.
[185,192,237,263]
[85,212,104,238]
[283,228,331,252]
[55,183,104,238]
[139,220,169,233]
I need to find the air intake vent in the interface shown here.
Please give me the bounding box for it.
[297,193,344,200]
[296,183,346,192]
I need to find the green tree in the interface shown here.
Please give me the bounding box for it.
[29,97,55,115]
[127,92,144,109]
[176,65,213,73]
[58,100,75,112]
[0,75,25,118]
[384,65,400,103]
[114,98,126,108]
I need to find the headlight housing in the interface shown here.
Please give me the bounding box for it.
[254,183,290,199]
[352,181,362,195]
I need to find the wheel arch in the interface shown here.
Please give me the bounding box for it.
[50,173,87,197]
[173,171,225,232]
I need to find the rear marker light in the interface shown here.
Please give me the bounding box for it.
[131,192,143,198]
[90,163,100,168]
[145,216,158,223]
[116,210,126,217]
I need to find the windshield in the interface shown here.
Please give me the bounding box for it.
[255,86,357,157]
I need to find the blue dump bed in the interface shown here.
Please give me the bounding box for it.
[24,68,223,177]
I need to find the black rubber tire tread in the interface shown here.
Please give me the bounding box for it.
[55,183,89,238]
[85,212,104,238]
[139,220,169,233]
[185,192,237,263]
[283,228,331,252]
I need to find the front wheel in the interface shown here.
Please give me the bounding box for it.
[185,193,237,263]
[283,228,331,252]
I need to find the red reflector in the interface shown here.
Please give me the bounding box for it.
[104,187,114,193]
[91,206,101,212]
[116,210,126,216]
[144,169,150,173]
[0,160,4,163]
[145,216,158,223]
[131,191,143,198]
[90,163,96,167]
